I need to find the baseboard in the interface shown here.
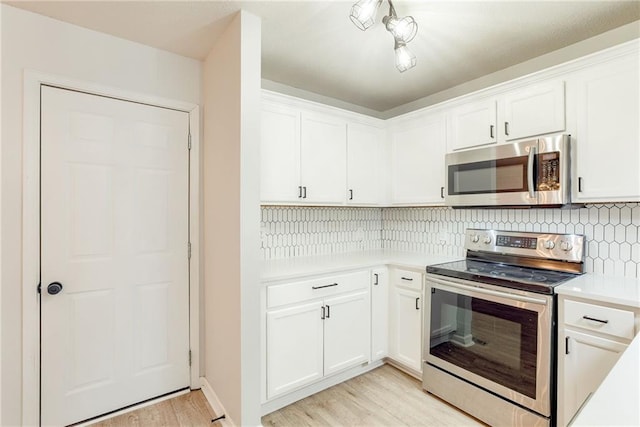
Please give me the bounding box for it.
[384,358,422,380]
[200,377,236,426]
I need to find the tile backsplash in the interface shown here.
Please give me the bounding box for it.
[261,204,640,278]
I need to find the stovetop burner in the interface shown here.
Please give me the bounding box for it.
[426,229,585,295]
[427,259,579,294]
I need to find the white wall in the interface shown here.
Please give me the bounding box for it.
[0,5,201,425]
[202,10,262,425]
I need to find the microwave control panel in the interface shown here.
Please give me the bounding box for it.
[537,152,560,191]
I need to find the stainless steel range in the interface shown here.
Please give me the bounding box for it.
[423,229,585,427]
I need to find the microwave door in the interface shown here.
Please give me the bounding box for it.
[445,140,539,207]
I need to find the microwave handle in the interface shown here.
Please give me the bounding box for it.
[527,146,537,199]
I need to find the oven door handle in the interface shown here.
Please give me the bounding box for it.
[427,276,548,306]
[527,145,537,199]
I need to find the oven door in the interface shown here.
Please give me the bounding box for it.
[424,275,553,416]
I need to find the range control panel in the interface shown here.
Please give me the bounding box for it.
[465,229,584,263]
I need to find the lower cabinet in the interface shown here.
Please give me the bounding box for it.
[388,268,424,373]
[371,267,389,361]
[557,296,638,427]
[265,270,371,400]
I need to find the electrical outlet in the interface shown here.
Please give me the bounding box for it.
[438,232,448,245]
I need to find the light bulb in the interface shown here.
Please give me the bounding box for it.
[389,16,418,43]
[395,42,416,72]
[350,0,382,31]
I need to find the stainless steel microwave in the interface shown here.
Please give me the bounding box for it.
[444,134,570,207]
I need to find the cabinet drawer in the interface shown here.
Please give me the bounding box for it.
[391,269,423,291]
[267,270,369,308]
[564,300,635,340]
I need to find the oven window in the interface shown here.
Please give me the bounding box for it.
[448,156,529,195]
[429,288,538,399]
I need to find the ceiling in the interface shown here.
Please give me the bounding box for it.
[6,1,640,113]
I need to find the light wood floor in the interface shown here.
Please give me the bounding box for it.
[89,390,217,426]
[262,364,486,427]
[88,365,484,426]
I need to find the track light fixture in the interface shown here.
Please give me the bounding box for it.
[349,0,418,72]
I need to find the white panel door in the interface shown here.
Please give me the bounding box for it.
[300,112,347,204]
[41,86,190,426]
[323,290,371,376]
[448,98,497,151]
[371,268,389,361]
[266,301,324,398]
[260,102,301,203]
[503,80,565,141]
[390,286,423,371]
[346,123,383,205]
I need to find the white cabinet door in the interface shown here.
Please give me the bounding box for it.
[323,290,371,376]
[347,123,383,205]
[448,98,497,151]
[266,300,324,399]
[571,54,640,202]
[503,80,565,141]
[260,102,301,203]
[371,268,389,361]
[560,329,627,427]
[391,115,446,204]
[390,286,423,372]
[300,112,347,204]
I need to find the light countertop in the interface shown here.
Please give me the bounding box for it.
[261,250,458,283]
[555,274,640,308]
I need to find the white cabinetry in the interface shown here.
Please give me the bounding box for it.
[558,296,638,427]
[300,112,347,204]
[390,113,446,205]
[448,80,565,151]
[371,267,389,361]
[388,268,424,373]
[260,102,301,203]
[502,80,565,141]
[448,98,497,151]
[265,271,371,400]
[569,51,640,202]
[347,123,385,205]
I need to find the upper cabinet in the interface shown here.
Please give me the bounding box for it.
[448,98,497,151]
[448,80,566,151]
[261,93,385,206]
[568,51,640,203]
[346,123,385,205]
[299,112,347,204]
[260,102,301,203]
[502,80,565,142]
[390,112,446,205]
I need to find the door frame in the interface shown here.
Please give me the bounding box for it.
[22,70,201,426]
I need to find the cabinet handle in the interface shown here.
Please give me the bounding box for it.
[415,297,420,310]
[326,305,330,318]
[582,315,609,324]
[312,283,338,290]
[440,187,445,199]
[321,306,326,320]
[303,186,307,199]
[565,336,570,355]
[401,277,414,281]
[298,186,303,198]
[578,177,583,193]
[490,125,494,139]
[349,189,353,200]
[504,121,509,136]
[373,273,379,286]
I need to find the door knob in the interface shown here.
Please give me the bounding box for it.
[47,282,63,295]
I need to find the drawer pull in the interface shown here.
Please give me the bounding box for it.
[312,283,338,290]
[401,277,414,281]
[582,315,609,324]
